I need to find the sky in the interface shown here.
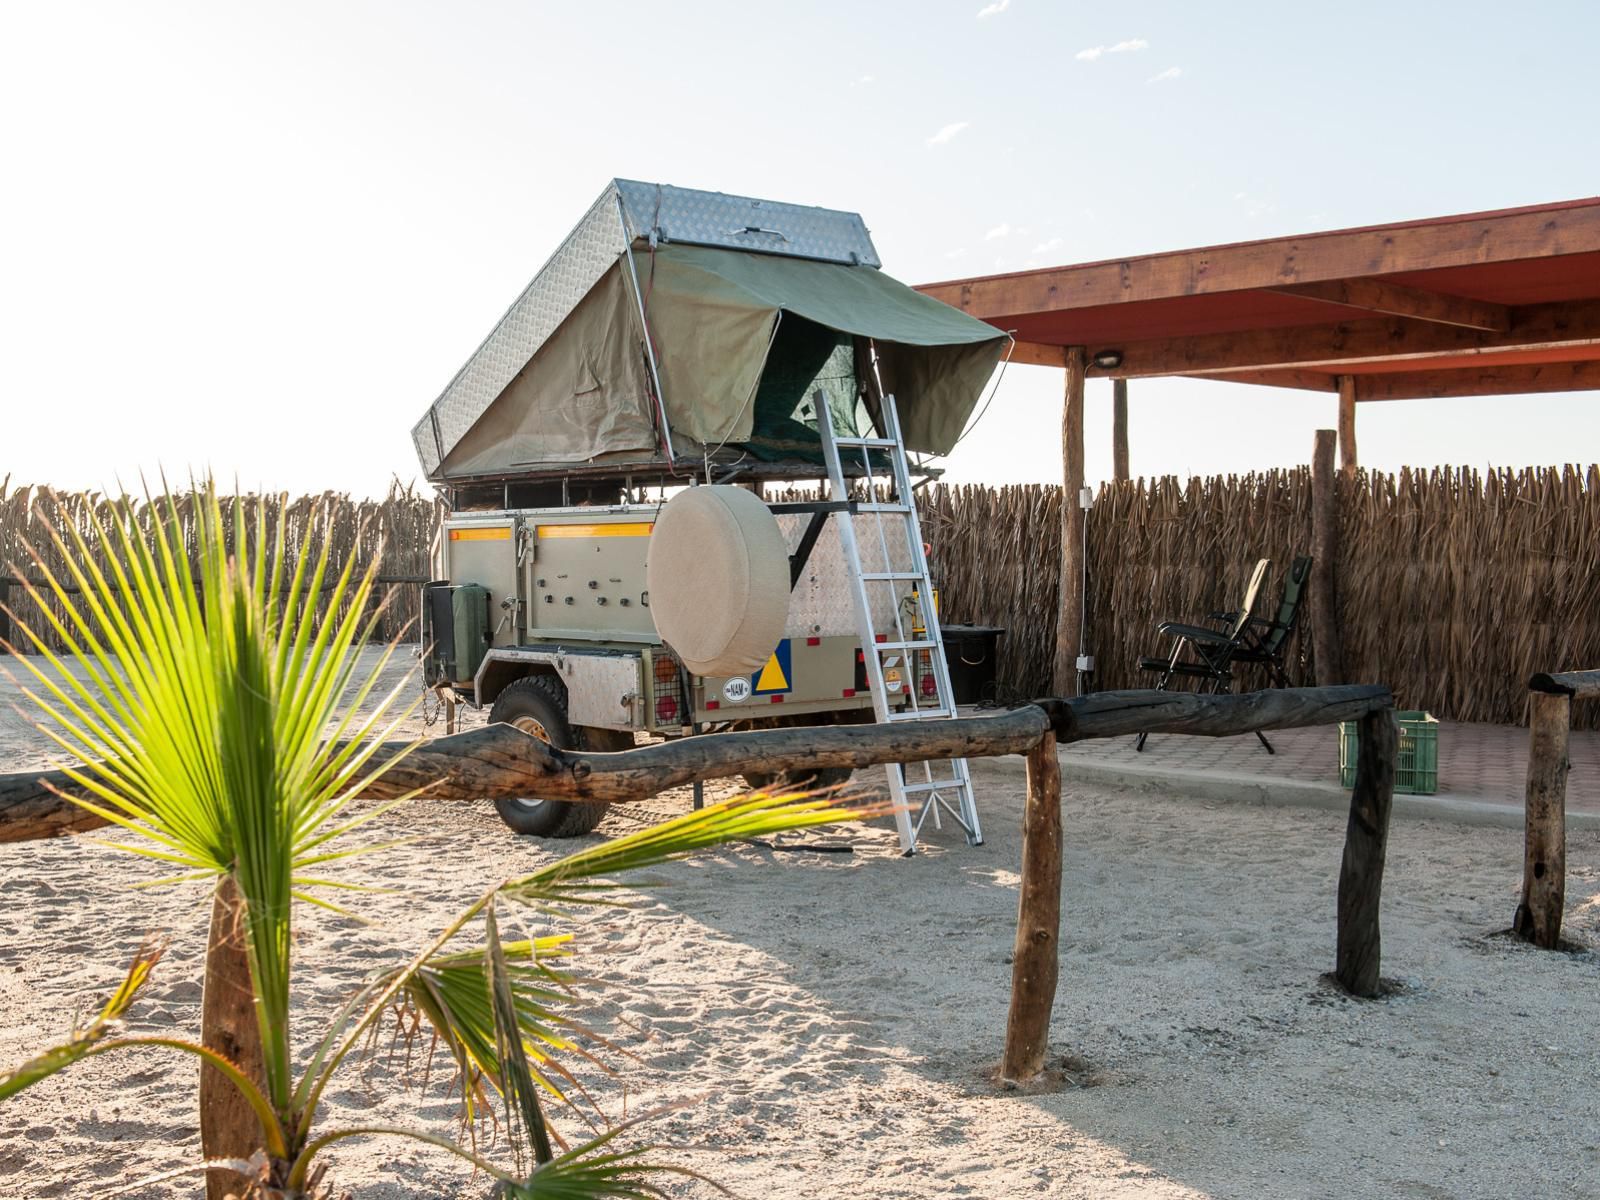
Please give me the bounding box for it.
[4,0,1600,499]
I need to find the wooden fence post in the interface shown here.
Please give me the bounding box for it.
[1002,730,1062,1081]
[1515,690,1570,949]
[1336,707,1396,996]
[1111,379,1129,482]
[1053,347,1087,696]
[1337,376,1358,480]
[1310,429,1345,685]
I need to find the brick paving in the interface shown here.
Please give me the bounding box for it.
[1062,718,1600,815]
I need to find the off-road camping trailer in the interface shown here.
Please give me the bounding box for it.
[413,180,1008,845]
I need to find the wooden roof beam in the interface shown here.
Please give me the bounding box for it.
[1267,277,1511,332]
[1086,298,1600,379]
[918,201,1600,316]
[1353,360,1600,402]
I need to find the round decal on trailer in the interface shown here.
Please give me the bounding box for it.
[722,677,753,704]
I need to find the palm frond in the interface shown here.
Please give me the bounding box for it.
[10,483,422,1111]
[501,1123,713,1200]
[502,791,882,910]
[0,937,164,1100]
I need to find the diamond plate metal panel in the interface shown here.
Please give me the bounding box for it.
[413,183,628,478]
[777,513,907,637]
[616,180,880,268]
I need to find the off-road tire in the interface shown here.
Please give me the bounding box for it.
[489,675,621,838]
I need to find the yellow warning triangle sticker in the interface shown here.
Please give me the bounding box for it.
[755,653,788,692]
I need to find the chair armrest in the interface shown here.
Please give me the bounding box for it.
[1157,621,1232,645]
[1208,610,1239,623]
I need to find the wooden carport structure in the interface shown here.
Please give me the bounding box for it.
[916,197,1600,694]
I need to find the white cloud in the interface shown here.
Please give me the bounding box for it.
[984,223,1011,240]
[976,0,1010,18]
[1077,37,1147,61]
[852,74,875,87]
[944,247,968,259]
[1031,236,1063,254]
[926,121,971,147]
[1147,66,1183,83]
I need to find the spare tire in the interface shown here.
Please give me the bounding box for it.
[646,485,790,676]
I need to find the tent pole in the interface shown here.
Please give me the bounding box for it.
[617,196,678,466]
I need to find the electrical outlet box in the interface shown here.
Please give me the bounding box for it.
[1076,654,1094,672]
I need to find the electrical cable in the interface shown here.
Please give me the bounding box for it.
[946,332,1017,451]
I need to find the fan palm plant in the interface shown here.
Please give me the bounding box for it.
[0,483,869,1197]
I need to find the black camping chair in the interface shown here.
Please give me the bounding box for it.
[1211,555,1312,689]
[1135,557,1273,754]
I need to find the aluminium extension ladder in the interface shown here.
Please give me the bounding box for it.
[816,390,983,855]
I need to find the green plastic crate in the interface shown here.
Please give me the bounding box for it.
[1338,710,1439,794]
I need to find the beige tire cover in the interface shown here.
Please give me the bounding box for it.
[647,486,790,676]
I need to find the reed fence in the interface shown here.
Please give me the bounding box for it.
[0,478,441,652]
[7,467,1597,729]
[920,465,1600,729]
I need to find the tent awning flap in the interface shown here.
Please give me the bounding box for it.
[644,244,1008,456]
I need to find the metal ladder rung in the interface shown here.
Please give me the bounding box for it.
[831,435,899,449]
[853,502,913,514]
[859,570,924,582]
[871,639,938,652]
[900,778,966,796]
[881,706,956,722]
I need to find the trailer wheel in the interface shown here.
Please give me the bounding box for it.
[741,766,854,793]
[489,676,612,838]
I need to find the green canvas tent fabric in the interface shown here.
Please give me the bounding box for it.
[435,243,1009,477]
[644,244,1008,455]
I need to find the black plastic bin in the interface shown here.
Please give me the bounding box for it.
[940,624,1005,705]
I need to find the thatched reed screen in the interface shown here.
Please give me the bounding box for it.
[919,465,1600,729]
[0,479,441,652]
[8,467,1597,728]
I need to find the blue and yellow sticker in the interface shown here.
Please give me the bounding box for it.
[752,639,792,695]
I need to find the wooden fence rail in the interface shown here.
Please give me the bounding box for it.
[1,682,1398,1084]
[1514,668,1600,947]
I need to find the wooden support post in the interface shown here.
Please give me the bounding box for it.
[1337,376,1358,479]
[1054,347,1087,696]
[1111,378,1129,482]
[1336,708,1396,997]
[201,876,267,1200]
[1310,429,1345,685]
[1002,730,1062,1081]
[1515,691,1571,949]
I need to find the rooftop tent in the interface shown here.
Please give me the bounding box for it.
[413,180,1009,482]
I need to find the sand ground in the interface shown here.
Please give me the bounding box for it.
[1,651,1598,1198]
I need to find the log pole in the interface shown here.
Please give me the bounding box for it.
[1514,690,1570,948]
[1111,378,1129,482]
[1336,707,1396,996]
[1337,375,1358,479]
[1002,731,1062,1082]
[1054,347,1087,696]
[200,876,267,1200]
[0,686,1393,844]
[1310,429,1346,685]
